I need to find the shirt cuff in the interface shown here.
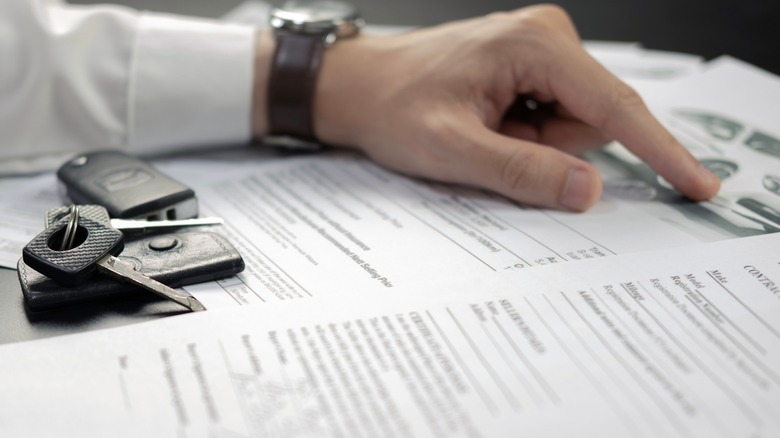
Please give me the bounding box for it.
[130,12,256,151]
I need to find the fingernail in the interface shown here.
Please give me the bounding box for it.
[559,168,595,211]
[698,162,721,186]
[695,163,721,200]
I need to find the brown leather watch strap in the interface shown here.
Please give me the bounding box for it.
[268,32,326,140]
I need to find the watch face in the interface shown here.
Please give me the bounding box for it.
[281,0,354,21]
[271,0,362,35]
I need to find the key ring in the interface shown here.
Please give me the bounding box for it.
[60,205,80,251]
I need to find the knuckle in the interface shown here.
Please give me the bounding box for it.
[499,148,543,193]
[613,83,645,109]
[421,108,458,139]
[599,83,646,130]
[417,109,464,162]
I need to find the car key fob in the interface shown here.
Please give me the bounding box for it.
[57,150,198,220]
[18,232,245,311]
[22,213,125,286]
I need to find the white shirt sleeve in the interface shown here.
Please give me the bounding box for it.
[0,0,257,174]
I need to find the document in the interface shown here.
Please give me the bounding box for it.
[0,145,714,272]
[156,135,775,309]
[159,153,687,307]
[0,173,57,268]
[1,232,778,437]
[585,43,705,97]
[599,56,780,242]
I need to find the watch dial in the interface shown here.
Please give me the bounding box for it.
[280,0,356,22]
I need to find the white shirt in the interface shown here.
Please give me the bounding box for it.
[0,0,256,174]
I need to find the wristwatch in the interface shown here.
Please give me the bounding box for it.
[267,0,364,149]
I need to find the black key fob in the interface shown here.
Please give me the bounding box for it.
[57,150,197,220]
[22,213,124,286]
[18,232,245,311]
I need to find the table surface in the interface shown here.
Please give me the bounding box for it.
[2,0,776,345]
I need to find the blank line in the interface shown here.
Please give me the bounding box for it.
[537,209,617,255]
[218,276,262,305]
[561,292,692,438]
[705,270,780,342]
[423,200,531,267]
[590,288,729,435]
[455,191,569,261]
[480,319,540,408]
[218,340,255,435]
[425,310,497,415]
[480,324,528,411]
[405,184,533,266]
[688,284,765,355]
[200,198,269,305]
[399,203,497,271]
[119,373,131,411]
[207,190,313,298]
[340,167,497,272]
[446,308,521,411]
[224,288,244,305]
[228,223,312,298]
[492,316,560,405]
[534,296,646,438]
[683,294,780,387]
[277,358,309,438]
[629,282,763,430]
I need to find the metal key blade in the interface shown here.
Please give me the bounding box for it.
[96,255,206,312]
[109,217,224,232]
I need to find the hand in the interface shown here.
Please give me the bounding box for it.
[260,5,721,211]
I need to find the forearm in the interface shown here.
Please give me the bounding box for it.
[252,29,274,139]
[0,0,256,173]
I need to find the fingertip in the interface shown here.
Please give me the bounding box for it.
[685,162,721,201]
[558,166,602,211]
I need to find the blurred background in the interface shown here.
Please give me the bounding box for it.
[72,0,778,75]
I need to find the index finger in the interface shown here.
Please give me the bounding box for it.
[538,40,721,201]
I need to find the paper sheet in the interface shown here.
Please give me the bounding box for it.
[155,62,780,306]
[599,57,780,243]
[158,152,738,309]
[1,231,778,437]
[0,173,59,268]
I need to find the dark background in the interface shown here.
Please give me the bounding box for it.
[74,0,780,75]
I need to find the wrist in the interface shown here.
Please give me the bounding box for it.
[255,0,364,146]
[315,34,387,147]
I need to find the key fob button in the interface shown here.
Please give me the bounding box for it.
[148,237,179,251]
[69,156,88,167]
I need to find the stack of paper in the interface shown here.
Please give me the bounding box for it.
[0,2,778,436]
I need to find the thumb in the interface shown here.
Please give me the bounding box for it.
[456,121,603,211]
